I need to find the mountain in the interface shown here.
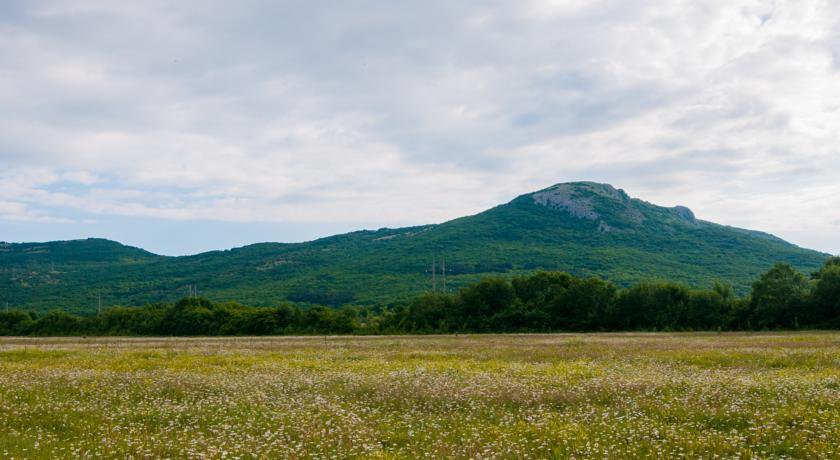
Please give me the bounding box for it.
[0,182,829,313]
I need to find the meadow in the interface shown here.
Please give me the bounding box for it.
[0,333,837,459]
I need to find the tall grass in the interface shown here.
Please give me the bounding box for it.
[0,333,837,458]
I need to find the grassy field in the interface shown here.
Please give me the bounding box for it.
[0,334,837,459]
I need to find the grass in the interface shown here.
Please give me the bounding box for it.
[0,333,837,458]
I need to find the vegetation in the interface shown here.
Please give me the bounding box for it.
[2,259,838,336]
[0,333,837,458]
[0,182,828,314]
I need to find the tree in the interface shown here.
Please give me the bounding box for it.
[455,277,515,331]
[612,282,691,330]
[811,256,840,279]
[810,262,840,327]
[0,311,34,335]
[490,299,549,332]
[401,292,454,332]
[239,309,279,335]
[749,264,808,328]
[547,277,616,330]
[274,304,298,332]
[161,297,215,335]
[512,272,573,308]
[94,305,166,335]
[29,311,83,336]
[686,282,734,330]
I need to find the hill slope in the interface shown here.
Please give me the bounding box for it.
[0,182,829,313]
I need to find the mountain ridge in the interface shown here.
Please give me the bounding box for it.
[0,182,830,313]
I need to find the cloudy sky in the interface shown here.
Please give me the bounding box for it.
[1,0,839,255]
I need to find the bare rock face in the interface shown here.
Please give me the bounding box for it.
[671,205,696,222]
[620,203,646,225]
[531,182,699,230]
[532,182,629,220]
[532,186,600,220]
[597,221,615,233]
[531,182,635,221]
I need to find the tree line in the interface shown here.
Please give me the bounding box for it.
[1,258,838,336]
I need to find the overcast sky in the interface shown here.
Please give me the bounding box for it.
[1,0,839,255]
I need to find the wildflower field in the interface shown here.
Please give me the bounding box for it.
[0,333,837,459]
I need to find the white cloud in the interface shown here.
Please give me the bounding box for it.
[0,0,838,253]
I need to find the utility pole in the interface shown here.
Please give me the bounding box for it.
[97,293,102,315]
[441,256,446,293]
[431,257,437,292]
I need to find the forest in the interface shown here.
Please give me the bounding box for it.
[1,258,838,336]
[1,186,829,314]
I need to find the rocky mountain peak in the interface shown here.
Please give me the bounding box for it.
[530,182,633,221]
[671,205,696,222]
[529,182,698,227]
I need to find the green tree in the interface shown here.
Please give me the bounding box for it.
[749,264,808,328]
[547,277,617,330]
[613,282,691,330]
[686,282,734,330]
[29,311,84,336]
[512,272,573,308]
[811,256,840,279]
[456,277,515,331]
[161,298,215,335]
[0,311,34,335]
[400,292,454,332]
[810,262,840,327]
[490,299,549,332]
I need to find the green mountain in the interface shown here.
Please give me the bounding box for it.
[0,182,829,313]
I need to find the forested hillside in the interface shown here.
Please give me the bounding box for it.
[0,182,829,313]
[3,258,838,335]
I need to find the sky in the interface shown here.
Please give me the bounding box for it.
[1,0,839,256]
